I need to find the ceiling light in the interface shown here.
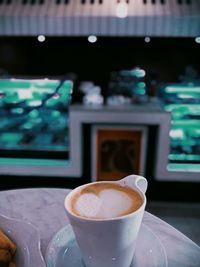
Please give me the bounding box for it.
[37,35,46,42]
[116,2,128,18]
[195,36,200,44]
[88,35,97,43]
[144,37,151,43]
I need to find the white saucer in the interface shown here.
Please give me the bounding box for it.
[46,223,168,267]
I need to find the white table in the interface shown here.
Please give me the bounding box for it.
[0,188,200,267]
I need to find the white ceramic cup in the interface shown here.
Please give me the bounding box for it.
[64,174,148,267]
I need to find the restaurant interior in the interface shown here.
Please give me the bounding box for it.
[0,0,200,265]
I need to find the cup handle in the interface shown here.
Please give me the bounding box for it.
[117,174,148,194]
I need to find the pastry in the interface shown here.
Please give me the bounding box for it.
[0,230,17,267]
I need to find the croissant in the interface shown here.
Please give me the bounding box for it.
[0,249,12,266]
[0,230,17,267]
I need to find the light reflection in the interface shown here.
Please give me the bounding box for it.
[144,37,151,43]
[195,36,200,44]
[88,35,97,43]
[37,35,46,42]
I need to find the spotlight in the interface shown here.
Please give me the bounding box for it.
[37,35,46,42]
[195,36,200,44]
[144,37,151,43]
[88,35,97,43]
[116,2,128,18]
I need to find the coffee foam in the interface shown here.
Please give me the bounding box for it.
[70,183,143,219]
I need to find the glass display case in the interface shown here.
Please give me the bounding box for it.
[159,83,200,181]
[0,77,75,177]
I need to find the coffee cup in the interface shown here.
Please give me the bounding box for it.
[64,174,147,267]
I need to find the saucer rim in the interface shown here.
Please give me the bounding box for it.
[0,212,46,267]
[45,222,168,267]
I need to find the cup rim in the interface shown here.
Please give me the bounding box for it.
[64,180,147,222]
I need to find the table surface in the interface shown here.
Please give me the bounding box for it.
[0,188,200,267]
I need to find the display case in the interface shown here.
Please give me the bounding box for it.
[69,104,171,182]
[0,77,79,177]
[158,83,200,181]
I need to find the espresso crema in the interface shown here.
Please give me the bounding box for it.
[69,182,143,219]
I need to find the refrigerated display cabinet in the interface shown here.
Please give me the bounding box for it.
[0,77,78,177]
[158,83,200,181]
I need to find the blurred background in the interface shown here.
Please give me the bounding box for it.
[0,0,200,204]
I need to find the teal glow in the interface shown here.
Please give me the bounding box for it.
[28,109,39,118]
[169,154,200,161]
[138,82,146,88]
[0,79,56,90]
[45,98,60,107]
[4,92,19,103]
[181,139,196,146]
[0,79,73,95]
[22,122,33,130]
[0,158,70,166]
[164,104,200,111]
[0,78,73,156]
[167,163,200,172]
[164,104,200,120]
[11,108,24,114]
[134,88,146,95]
[163,84,200,170]
[51,110,61,118]
[172,120,200,128]
[188,128,200,137]
[178,94,195,99]
[34,118,42,124]
[164,86,200,94]
[165,105,188,117]
[135,82,146,95]
[0,133,22,143]
[32,92,44,100]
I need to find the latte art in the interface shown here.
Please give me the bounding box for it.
[69,183,143,219]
